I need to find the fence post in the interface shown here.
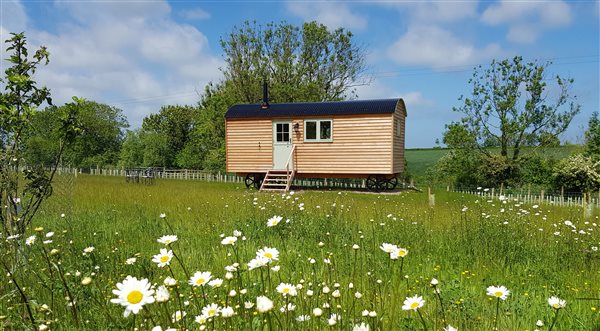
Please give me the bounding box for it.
[499,182,504,196]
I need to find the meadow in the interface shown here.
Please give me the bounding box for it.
[1,175,598,330]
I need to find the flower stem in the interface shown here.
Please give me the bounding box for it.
[417,309,428,331]
[548,309,560,331]
[494,298,500,331]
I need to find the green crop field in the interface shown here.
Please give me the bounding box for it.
[1,175,598,330]
[405,145,583,179]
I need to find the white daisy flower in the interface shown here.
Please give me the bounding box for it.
[83,246,95,254]
[171,310,186,323]
[353,322,370,331]
[157,235,178,245]
[256,296,273,313]
[110,276,155,317]
[152,248,173,267]
[276,283,298,296]
[380,243,398,253]
[267,215,283,227]
[257,247,279,261]
[221,306,235,318]
[189,271,212,287]
[163,276,177,286]
[208,278,223,288]
[548,296,566,309]
[327,313,341,326]
[201,303,221,318]
[486,285,510,301]
[444,325,458,331]
[25,236,36,246]
[221,236,237,245]
[125,257,137,265]
[402,295,425,311]
[155,285,170,302]
[248,256,269,270]
[296,315,311,322]
[390,248,408,259]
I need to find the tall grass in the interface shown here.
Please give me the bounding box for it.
[1,175,598,330]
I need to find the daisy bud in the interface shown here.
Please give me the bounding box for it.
[431,278,439,286]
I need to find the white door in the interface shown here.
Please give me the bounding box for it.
[272,121,293,170]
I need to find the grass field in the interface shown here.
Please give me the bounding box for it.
[1,175,598,330]
[405,145,583,179]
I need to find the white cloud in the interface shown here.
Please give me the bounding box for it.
[1,0,223,128]
[287,1,367,30]
[386,1,478,23]
[355,78,433,108]
[388,25,503,67]
[481,0,572,43]
[180,7,211,20]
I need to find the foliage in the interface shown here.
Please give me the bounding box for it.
[118,130,144,168]
[584,111,600,158]
[25,101,128,167]
[448,56,579,160]
[220,20,367,103]
[0,32,81,237]
[552,154,600,193]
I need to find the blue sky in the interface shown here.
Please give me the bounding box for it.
[1,0,598,148]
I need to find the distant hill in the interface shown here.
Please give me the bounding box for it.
[405,145,583,179]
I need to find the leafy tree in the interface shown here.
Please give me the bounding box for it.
[585,111,600,157]
[553,154,600,193]
[449,56,580,160]
[25,101,128,167]
[118,130,144,168]
[0,32,81,238]
[220,20,367,103]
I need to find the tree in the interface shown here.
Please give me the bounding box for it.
[450,56,580,160]
[220,20,368,103]
[585,111,600,157]
[553,154,600,193]
[118,130,144,168]
[0,32,81,238]
[25,101,128,167]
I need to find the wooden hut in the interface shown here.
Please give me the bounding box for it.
[225,94,407,192]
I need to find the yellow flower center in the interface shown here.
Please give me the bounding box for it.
[264,252,273,259]
[208,309,216,316]
[127,290,143,304]
[160,256,170,263]
[553,303,559,309]
[495,291,503,297]
[399,251,407,257]
[196,278,205,285]
[283,288,290,293]
[410,302,419,309]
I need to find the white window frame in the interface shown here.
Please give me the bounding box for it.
[304,119,333,142]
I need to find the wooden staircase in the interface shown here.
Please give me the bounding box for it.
[260,170,295,192]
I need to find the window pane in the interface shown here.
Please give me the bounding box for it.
[282,124,289,134]
[320,120,331,140]
[283,132,289,142]
[306,121,317,140]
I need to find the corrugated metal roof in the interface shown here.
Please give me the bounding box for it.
[225,98,403,119]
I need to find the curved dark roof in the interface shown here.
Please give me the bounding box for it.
[225,98,404,119]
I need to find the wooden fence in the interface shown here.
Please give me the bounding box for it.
[449,186,598,208]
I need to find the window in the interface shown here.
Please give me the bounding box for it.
[275,123,290,142]
[304,119,332,142]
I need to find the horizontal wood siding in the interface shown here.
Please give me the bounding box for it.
[226,119,272,173]
[393,101,406,174]
[293,114,392,174]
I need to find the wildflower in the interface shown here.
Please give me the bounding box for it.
[248,256,269,270]
[402,295,425,311]
[83,246,95,254]
[276,283,298,296]
[328,313,341,326]
[318,241,325,247]
[280,303,296,312]
[233,230,242,237]
[306,289,314,296]
[164,277,177,286]
[155,285,170,302]
[152,249,173,267]
[368,311,377,317]
[225,272,234,280]
[257,247,279,261]
[201,303,221,318]
[189,271,212,287]
[355,292,362,299]
[444,326,458,331]
[362,310,369,316]
[548,296,566,309]
[430,278,439,286]
[354,322,370,331]
[45,232,54,238]
[208,278,223,288]
[256,296,273,313]
[297,315,311,321]
[221,236,237,245]
[221,306,234,317]
[244,301,254,309]
[157,235,178,245]
[159,213,166,218]
[267,215,283,227]
[380,243,398,253]
[42,240,52,244]
[313,307,323,316]
[125,257,137,265]
[81,277,92,285]
[172,310,186,323]
[486,285,510,300]
[38,324,49,331]
[536,320,544,327]
[25,236,36,246]
[195,315,207,324]
[110,276,155,317]
[390,248,408,259]
[332,289,341,298]
[352,244,360,250]
[271,265,280,272]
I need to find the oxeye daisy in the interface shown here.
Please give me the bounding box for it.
[248,256,269,270]
[157,235,178,245]
[257,247,279,261]
[402,295,425,311]
[208,278,223,288]
[390,248,408,259]
[548,296,566,309]
[380,243,398,253]
[353,322,370,331]
[256,296,273,313]
[152,248,173,267]
[221,306,235,318]
[189,271,212,287]
[267,215,283,227]
[155,285,170,302]
[486,285,510,300]
[25,236,36,246]
[110,276,155,317]
[201,303,221,318]
[276,283,298,296]
[221,236,237,245]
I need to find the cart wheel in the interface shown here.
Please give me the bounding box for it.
[385,176,398,191]
[366,175,378,191]
[244,174,254,188]
[253,174,264,190]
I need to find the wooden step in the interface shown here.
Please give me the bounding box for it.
[262,183,288,187]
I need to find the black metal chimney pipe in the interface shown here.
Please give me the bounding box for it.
[260,81,269,109]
